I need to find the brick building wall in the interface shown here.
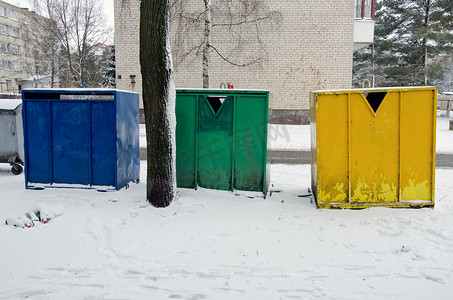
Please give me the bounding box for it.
[115,0,354,123]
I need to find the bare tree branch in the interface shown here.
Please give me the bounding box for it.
[210,44,264,67]
[172,0,281,88]
[212,15,272,28]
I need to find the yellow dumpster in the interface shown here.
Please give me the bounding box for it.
[310,87,437,209]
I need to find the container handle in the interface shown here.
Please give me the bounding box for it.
[362,79,371,89]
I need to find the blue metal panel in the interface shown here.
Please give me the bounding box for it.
[91,102,116,186]
[115,91,140,189]
[51,101,91,184]
[22,89,139,190]
[24,101,51,184]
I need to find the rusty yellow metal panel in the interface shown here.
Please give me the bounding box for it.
[400,89,436,203]
[311,87,436,209]
[316,93,349,204]
[350,91,400,204]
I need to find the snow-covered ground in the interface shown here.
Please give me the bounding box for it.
[1,113,452,299]
[436,115,453,154]
[140,114,453,153]
[1,162,453,299]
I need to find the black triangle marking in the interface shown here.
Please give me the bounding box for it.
[207,96,226,114]
[365,92,387,113]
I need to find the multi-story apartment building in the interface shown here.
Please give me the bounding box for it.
[0,0,57,93]
[115,0,375,124]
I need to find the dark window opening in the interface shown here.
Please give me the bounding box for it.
[365,91,387,113]
[207,96,225,114]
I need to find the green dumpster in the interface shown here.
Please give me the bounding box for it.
[176,89,270,196]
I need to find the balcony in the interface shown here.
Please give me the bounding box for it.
[353,0,376,51]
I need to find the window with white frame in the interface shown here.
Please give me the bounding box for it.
[2,60,11,70]
[13,61,21,72]
[24,63,31,73]
[9,27,19,37]
[1,42,8,53]
[22,15,28,24]
[22,31,29,40]
[25,47,30,56]
[0,6,6,17]
[0,24,7,35]
[9,10,18,21]
[11,44,20,55]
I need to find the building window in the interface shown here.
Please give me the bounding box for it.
[9,27,19,37]
[25,47,30,56]
[22,15,28,24]
[0,6,6,17]
[1,42,8,53]
[0,24,7,35]
[11,44,20,55]
[24,63,31,73]
[2,60,12,70]
[13,61,21,72]
[355,0,375,20]
[9,10,18,21]
[22,31,29,40]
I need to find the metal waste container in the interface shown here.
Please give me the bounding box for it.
[22,89,140,190]
[176,89,271,196]
[310,87,436,208]
[0,99,24,174]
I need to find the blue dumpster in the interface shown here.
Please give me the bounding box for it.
[22,89,139,190]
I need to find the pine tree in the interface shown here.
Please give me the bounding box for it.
[353,0,453,88]
[353,45,374,88]
[427,0,453,91]
[102,45,116,88]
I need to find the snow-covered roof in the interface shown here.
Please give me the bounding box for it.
[0,98,21,110]
[176,88,270,93]
[21,88,136,94]
[19,75,52,82]
[311,86,436,93]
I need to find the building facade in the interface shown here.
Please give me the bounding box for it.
[115,0,375,124]
[0,0,57,93]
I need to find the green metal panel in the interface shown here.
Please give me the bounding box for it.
[198,96,234,190]
[175,89,269,195]
[175,94,197,188]
[234,95,267,192]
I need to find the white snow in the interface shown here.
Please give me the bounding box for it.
[268,124,311,151]
[436,115,453,154]
[3,109,452,299]
[141,115,453,153]
[0,99,21,110]
[1,161,453,298]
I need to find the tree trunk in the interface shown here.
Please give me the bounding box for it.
[202,0,211,88]
[140,0,176,207]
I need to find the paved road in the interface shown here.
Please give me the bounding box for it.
[272,151,453,168]
[140,148,453,168]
